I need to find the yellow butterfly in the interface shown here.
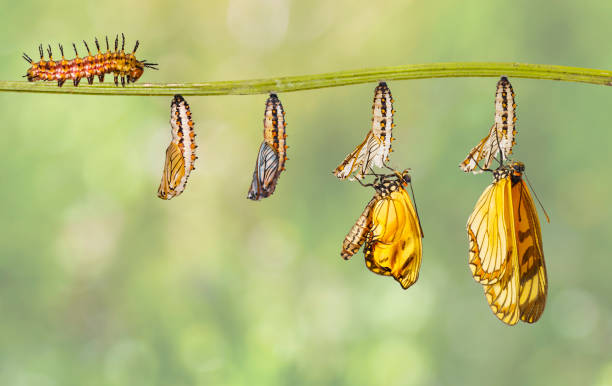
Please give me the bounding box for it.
[467,161,548,325]
[342,170,423,289]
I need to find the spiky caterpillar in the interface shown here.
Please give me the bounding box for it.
[22,34,158,87]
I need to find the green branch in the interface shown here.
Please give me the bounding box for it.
[3,62,612,96]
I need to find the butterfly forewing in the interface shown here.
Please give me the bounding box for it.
[364,186,423,289]
[467,177,512,284]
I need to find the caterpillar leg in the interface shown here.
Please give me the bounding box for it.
[87,76,94,85]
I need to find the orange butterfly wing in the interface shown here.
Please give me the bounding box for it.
[364,187,423,289]
[512,179,548,323]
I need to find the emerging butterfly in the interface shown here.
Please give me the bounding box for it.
[341,169,423,289]
[334,82,395,180]
[460,76,517,173]
[247,93,288,200]
[157,94,197,200]
[467,161,548,325]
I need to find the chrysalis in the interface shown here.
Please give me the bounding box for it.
[157,95,197,200]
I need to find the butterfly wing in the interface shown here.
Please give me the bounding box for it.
[478,177,521,325]
[341,197,376,259]
[247,141,280,200]
[157,142,186,200]
[512,179,548,323]
[364,187,423,289]
[466,177,515,284]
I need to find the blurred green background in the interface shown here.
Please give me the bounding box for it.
[1,0,612,385]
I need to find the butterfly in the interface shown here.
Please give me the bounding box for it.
[460,76,517,173]
[157,94,197,200]
[341,170,423,289]
[247,93,287,200]
[467,161,548,325]
[334,82,395,180]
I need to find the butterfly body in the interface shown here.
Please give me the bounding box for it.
[341,170,423,289]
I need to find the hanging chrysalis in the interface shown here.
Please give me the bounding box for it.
[334,82,395,180]
[247,93,288,200]
[157,95,197,200]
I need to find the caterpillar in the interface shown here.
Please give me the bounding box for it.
[22,33,158,87]
[158,95,197,200]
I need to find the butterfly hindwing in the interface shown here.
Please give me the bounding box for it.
[512,179,548,323]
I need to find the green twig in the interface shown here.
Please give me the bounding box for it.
[3,62,612,96]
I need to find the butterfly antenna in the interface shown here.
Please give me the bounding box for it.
[524,172,550,223]
[355,178,374,188]
[408,180,425,237]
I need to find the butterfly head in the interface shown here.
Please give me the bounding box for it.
[397,169,412,186]
[510,161,525,177]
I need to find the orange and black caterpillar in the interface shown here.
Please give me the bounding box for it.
[22,34,158,87]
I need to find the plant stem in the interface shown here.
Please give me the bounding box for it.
[3,62,612,96]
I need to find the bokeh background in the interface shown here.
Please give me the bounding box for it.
[1,0,612,385]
